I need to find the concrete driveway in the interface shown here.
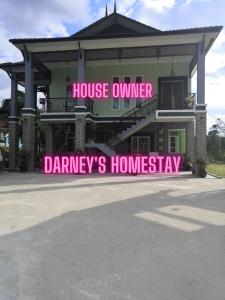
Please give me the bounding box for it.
[0,172,225,300]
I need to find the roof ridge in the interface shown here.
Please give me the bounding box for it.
[71,12,160,38]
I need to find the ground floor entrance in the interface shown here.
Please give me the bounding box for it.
[131,136,151,154]
[46,121,193,159]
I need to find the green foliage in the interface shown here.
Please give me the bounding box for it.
[208,119,225,162]
[0,90,25,117]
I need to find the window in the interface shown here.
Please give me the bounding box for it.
[123,76,131,110]
[135,76,143,107]
[169,129,186,153]
[112,76,120,110]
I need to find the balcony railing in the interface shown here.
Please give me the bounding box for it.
[40,97,94,113]
[158,93,196,110]
[40,93,196,114]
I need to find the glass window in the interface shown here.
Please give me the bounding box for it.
[112,77,120,110]
[124,76,131,110]
[135,76,142,107]
[169,129,186,153]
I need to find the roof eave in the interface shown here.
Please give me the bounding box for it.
[9,26,223,45]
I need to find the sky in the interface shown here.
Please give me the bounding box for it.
[0,0,225,130]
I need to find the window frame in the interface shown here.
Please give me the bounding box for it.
[168,129,186,153]
[111,75,121,110]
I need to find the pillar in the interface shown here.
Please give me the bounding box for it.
[77,48,85,107]
[197,42,205,105]
[46,124,54,154]
[186,121,195,161]
[196,41,207,159]
[75,48,86,151]
[196,110,207,159]
[75,115,86,151]
[8,73,19,170]
[22,51,36,171]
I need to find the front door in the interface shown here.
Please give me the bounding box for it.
[131,136,150,154]
[159,77,187,109]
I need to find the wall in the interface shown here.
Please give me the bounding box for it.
[49,61,190,115]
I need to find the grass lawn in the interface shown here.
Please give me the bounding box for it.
[207,163,225,178]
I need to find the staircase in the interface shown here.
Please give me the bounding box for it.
[109,95,157,146]
[85,143,116,156]
[84,96,157,157]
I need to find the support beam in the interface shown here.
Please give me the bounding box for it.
[75,48,86,151]
[77,48,85,107]
[22,51,36,171]
[197,41,205,104]
[10,73,18,117]
[186,121,195,161]
[195,41,207,159]
[8,73,19,170]
[189,54,197,78]
[25,52,34,108]
[75,115,86,151]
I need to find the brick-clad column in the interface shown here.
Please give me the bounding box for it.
[195,39,207,160]
[8,73,19,170]
[186,121,195,161]
[75,115,86,151]
[22,112,36,170]
[75,48,86,151]
[8,118,19,170]
[195,110,207,159]
[22,51,36,171]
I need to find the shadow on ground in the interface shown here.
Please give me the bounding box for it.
[0,172,215,195]
[0,186,225,300]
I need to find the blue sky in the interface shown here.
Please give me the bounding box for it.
[0,0,224,129]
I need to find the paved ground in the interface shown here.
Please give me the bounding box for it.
[0,172,225,300]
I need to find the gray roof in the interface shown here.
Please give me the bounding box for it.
[9,12,222,44]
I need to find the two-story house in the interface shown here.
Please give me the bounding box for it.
[0,7,222,171]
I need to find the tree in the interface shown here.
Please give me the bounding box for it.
[210,118,225,136]
[0,90,25,117]
[208,119,225,162]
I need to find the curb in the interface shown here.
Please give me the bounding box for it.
[208,173,223,179]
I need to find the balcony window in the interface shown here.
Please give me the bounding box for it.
[123,76,131,110]
[112,76,120,110]
[135,76,143,107]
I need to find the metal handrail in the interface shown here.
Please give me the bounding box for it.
[40,97,94,113]
[119,94,158,121]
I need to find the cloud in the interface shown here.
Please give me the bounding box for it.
[184,0,209,5]
[139,0,175,12]
[0,0,92,38]
[0,0,93,101]
[0,0,93,63]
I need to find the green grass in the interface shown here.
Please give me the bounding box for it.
[207,163,225,178]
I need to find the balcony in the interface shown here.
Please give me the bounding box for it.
[40,97,94,113]
[40,93,195,114]
[158,93,196,110]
